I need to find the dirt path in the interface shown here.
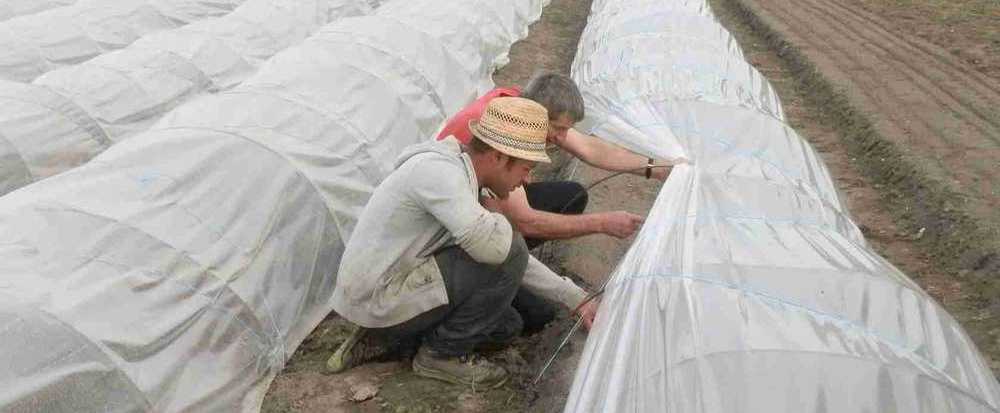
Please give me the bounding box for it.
[492,1,674,410]
[713,0,1000,377]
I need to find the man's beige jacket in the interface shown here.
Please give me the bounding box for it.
[332,137,586,328]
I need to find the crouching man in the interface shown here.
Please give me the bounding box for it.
[329,97,598,387]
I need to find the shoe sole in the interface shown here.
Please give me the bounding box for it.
[411,357,509,389]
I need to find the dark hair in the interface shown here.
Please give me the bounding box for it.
[467,136,520,168]
[521,71,585,122]
[467,135,495,154]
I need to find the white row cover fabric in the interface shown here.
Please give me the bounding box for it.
[0,0,375,197]
[0,0,547,411]
[565,0,1000,412]
[0,0,245,83]
[0,0,77,22]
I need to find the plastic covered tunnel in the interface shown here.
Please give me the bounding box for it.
[0,0,77,22]
[0,0,375,196]
[0,0,548,411]
[564,0,1000,412]
[0,0,248,83]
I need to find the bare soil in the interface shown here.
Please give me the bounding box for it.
[855,0,1000,80]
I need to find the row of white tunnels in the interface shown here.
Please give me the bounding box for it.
[0,0,996,411]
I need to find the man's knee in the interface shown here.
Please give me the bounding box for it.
[488,307,524,345]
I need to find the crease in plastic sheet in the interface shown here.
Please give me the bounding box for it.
[0,0,375,197]
[0,0,77,22]
[564,0,1000,412]
[0,0,549,411]
[0,0,247,83]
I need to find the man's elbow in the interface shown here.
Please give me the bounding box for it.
[457,216,515,264]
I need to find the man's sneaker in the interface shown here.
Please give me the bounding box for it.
[325,323,394,374]
[411,345,508,388]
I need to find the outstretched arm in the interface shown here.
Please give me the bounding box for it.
[520,255,600,331]
[483,186,643,240]
[554,128,671,180]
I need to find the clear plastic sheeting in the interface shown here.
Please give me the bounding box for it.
[0,0,547,411]
[0,0,77,22]
[0,0,245,83]
[565,0,1000,412]
[0,0,375,197]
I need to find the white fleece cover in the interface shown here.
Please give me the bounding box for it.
[0,0,375,196]
[0,0,245,83]
[564,0,1000,412]
[0,0,549,411]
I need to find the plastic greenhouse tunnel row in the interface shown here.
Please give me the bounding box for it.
[563,0,1000,412]
[0,0,549,411]
[0,0,376,196]
[0,0,77,22]
[0,0,246,83]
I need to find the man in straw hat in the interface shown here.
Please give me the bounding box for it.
[330,97,596,387]
[435,72,672,332]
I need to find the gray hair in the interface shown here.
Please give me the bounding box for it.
[521,71,585,122]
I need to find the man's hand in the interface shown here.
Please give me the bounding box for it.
[575,299,600,331]
[651,164,673,181]
[599,211,644,238]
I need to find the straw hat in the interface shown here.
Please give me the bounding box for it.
[469,97,551,163]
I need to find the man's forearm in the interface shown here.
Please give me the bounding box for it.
[521,255,588,309]
[585,145,654,176]
[564,129,670,179]
[513,207,607,240]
